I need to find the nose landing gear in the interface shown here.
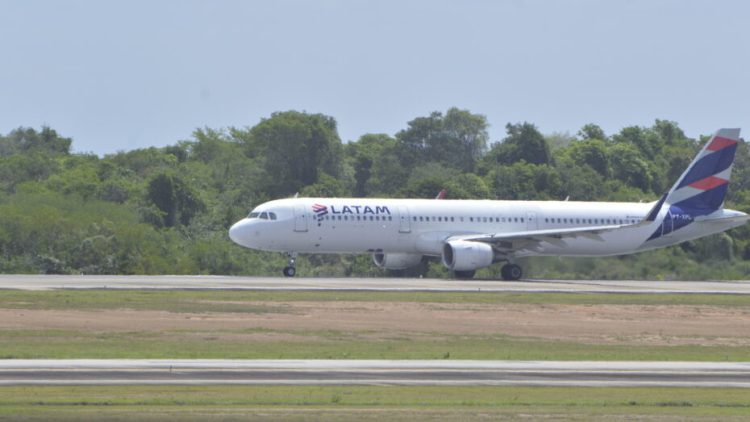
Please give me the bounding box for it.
[282,252,297,277]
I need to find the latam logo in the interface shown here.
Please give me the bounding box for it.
[311,204,391,222]
[312,204,328,222]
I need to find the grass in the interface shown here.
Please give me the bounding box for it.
[1,289,750,309]
[0,289,749,360]
[1,329,750,361]
[0,386,749,421]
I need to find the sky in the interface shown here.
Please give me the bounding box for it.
[1,0,748,155]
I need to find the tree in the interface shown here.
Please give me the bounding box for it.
[565,138,609,177]
[145,172,205,227]
[482,122,553,169]
[612,125,662,159]
[577,123,607,141]
[243,111,343,196]
[486,162,562,200]
[0,126,71,156]
[608,143,653,192]
[652,119,686,146]
[395,108,488,172]
[345,134,397,197]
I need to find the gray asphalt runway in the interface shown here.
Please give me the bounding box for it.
[1,274,749,294]
[1,360,749,387]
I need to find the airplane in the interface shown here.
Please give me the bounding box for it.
[229,128,748,280]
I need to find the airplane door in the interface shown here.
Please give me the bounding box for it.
[293,204,308,232]
[526,212,538,230]
[398,206,411,233]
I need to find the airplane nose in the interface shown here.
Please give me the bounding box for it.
[228,218,254,247]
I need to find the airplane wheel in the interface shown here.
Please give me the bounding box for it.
[283,266,296,277]
[501,264,522,281]
[454,270,476,280]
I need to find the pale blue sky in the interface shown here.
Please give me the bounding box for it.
[1,0,748,154]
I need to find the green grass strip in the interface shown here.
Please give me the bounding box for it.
[0,289,749,311]
[0,386,748,421]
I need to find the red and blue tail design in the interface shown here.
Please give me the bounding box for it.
[647,128,741,241]
[667,128,739,215]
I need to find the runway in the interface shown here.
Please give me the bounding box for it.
[1,360,749,387]
[1,274,749,294]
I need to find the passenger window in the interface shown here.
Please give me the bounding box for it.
[469,217,474,222]
[450,217,454,222]
[514,217,518,222]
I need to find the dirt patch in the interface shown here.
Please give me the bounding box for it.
[2,301,750,347]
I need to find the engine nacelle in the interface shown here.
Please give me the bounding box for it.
[442,240,494,271]
[372,253,423,270]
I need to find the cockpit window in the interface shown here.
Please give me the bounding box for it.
[247,211,277,220]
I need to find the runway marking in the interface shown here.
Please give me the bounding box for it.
[1,275,749,294]
[1,360,749,387]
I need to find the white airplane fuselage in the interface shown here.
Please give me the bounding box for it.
[229,197,746,258]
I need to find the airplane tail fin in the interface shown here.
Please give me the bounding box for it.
[663,128,741,217]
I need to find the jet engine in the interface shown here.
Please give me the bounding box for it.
[441,240,494,271]
[372,253,423,270]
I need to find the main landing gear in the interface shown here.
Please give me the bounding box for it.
[500,263,523,281]
[283,252,297,277]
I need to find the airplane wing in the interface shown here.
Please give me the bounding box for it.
[446,224,628,254]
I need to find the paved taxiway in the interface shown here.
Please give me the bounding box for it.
[0,274,749,294]
[1,360,749,387]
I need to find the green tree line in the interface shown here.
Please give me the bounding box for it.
[1,109,748,279]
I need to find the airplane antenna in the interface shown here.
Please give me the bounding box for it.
[294,192,299,198]
[564,196,569,201]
